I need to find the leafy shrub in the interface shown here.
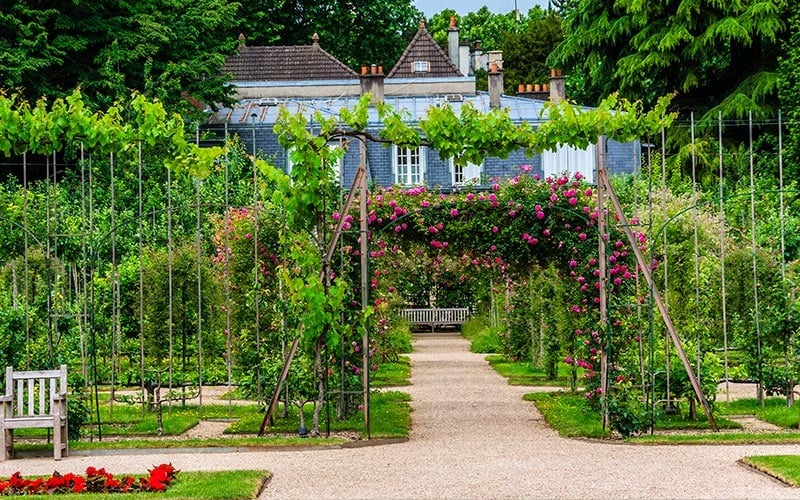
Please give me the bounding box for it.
[462,316,502,353]
[470,327,503,353]
[67,392,91,441]
[607,383,651,437]
[384,316,412,355]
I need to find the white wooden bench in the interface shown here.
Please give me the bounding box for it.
[400,308,470,332]
[0,365,68,461]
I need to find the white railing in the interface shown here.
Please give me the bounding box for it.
[399,308,470,331]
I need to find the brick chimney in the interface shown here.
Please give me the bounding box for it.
[549,68,565,102]
[488,62,503,109]
[360,64,385,105]
[448,16,460,73]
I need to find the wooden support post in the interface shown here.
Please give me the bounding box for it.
[359,143,371,439]
[596,137,609,430]
[259,337,299,436]
[258,166,366,436]
[597,167,718,431]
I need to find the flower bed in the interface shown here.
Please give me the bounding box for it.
[0,464,178,495]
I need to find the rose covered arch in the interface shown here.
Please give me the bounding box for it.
[333,168,649,408]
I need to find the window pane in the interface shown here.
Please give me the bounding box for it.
[394,146,425,186]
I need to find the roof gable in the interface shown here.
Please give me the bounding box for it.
[222,35,359,82]
[388,20,462,79]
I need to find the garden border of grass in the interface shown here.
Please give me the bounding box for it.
[525,391,800,445]
[372,356,412,387]
[13,389,412,457]
[1,470,270,500]
[15,435,411,458]
[486,355,579,387]
[739,456,800,487]
[629,433,800,445]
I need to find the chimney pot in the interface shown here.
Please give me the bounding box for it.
[518,84,525,93]
[450,16,456,28]
[543,83,548,92]
[360,64,385,105]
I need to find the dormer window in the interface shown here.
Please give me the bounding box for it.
[412,61,429,73]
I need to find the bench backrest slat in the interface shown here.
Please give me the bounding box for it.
[5,365,67,418]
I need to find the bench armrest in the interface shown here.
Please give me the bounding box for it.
[0,395,12,403]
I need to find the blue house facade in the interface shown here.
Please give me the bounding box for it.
[206,20,640,190]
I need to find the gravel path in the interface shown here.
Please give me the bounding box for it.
[2,333,799,499]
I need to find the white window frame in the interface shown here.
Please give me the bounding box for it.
[450,159,483,186]
[541,144,596,184]
[412,60,430,73]
[393,145,426,186]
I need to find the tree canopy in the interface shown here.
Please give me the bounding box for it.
[426,7,562,94]
[778,10,800,166]
[234,0,422,70]
[0,0,240,114]
[549,0,790,120]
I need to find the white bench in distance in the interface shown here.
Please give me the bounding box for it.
[0,365,68,460]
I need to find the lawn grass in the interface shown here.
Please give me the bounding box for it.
[524,392,609,438]
[369,391,411,438]
[372,356,411,387]
[524,391,779,444]
[226,390,410,439]
[15,389,410,455]
[26,470,269,500]
[741,455,800,487]
[719,397,800,428]
[631,433,800,445]
[487,355,581,387]
[656,412,741,431]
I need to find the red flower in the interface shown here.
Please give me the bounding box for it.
[0,464,177,496]
[71,476,86,493]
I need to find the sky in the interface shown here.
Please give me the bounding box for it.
[413,0,550,18]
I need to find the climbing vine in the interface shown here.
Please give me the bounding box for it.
[0,90,222,177]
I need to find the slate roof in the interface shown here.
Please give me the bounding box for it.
[388,20,462,79]
[221,34,359,82]
[208,94,550,126]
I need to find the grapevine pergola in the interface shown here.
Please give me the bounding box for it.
[0,90,793,438]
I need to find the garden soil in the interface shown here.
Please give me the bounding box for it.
[2,334,799,499]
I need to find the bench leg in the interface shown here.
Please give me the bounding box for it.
[62,419,68,458]
[0,429,11,461]
[53,423,62,461]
